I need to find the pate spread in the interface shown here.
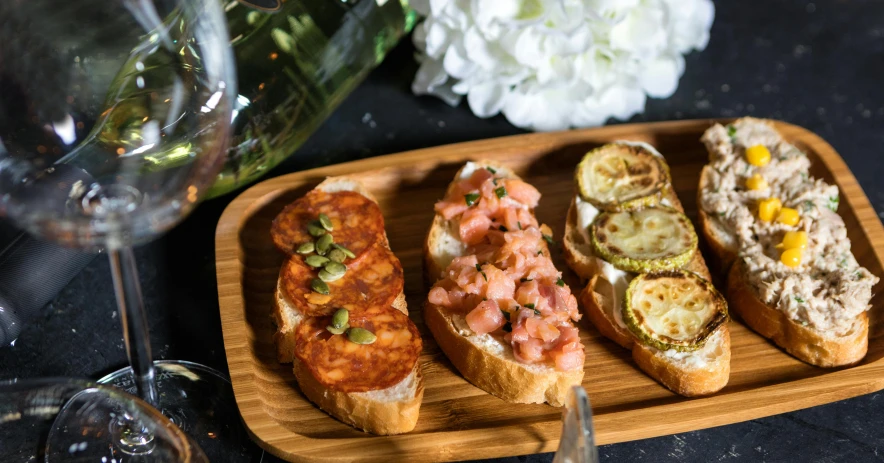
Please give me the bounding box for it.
[700,118,878,335]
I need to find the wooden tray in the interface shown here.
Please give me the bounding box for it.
[215,119,884,462]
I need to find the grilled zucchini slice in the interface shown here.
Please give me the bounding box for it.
[576,143,670,211]
[623,271,728,352]
[590,206,697,273]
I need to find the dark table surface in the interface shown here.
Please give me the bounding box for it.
[3,0,884,461]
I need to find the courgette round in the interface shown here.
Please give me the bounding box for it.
[576,143,670,211]
[590,206,697,273]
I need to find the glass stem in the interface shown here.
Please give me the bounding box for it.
[109,247,158,406]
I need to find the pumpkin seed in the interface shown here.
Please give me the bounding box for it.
[296,242,315,254]
[332,308,349,329]
[310,278,329,294]
[319,213,333,231]
[305,255,330,268]
[327,248,346,263]
[323,261,347,276]
[318,269,344,282]
[326,324,348,335]
[332,244,356,259]
[346,327,376,345]
[315,234,334,255]
[307,221,327,237]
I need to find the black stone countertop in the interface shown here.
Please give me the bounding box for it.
[2,0,884,461]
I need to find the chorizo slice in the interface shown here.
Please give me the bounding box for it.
[280,244,404,317]
[294,306,422,393]
[271,190,386,264]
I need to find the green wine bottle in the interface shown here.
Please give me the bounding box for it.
[210,0,416,197]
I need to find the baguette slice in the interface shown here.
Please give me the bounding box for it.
[424,161,584,407]
[727,259,868,367]
[272,176,422,435]
[562,143,729,396]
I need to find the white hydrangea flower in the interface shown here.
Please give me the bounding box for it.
[411,0,714,131]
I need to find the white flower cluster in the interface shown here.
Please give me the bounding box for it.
[410,0,714,131]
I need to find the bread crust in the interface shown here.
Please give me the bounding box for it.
[425,303,583,407]
[272,176,422,434]
[727,260,868,367]
[696,165,739,273]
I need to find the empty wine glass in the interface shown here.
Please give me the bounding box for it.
[0,0,253,458]
[0,378,207,462]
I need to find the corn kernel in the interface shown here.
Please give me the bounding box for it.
[776,207,800,226]
[781,248,802,268]
[781,231,808,250]
[745,145,771,166]
[758,197,782,222]
[745,174,769,190]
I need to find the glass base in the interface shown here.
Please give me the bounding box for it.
[98,360,257,462]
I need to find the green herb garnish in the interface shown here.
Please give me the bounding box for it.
[542,234,556,246]
[794,296,805,304]
[727,125,737,139]
[502,323,512,333]
[556,278,565,287]
[494,186,507,199]
[486,167,497,174]
[827,196,839,212]
[533,308,541,316]
[476,263,488,281]
[524,303,535,310]
[517,221,523,230]
[521,278,532,282]
[465,193,480,206]
[501,310,511,321]
[498,225,508,232]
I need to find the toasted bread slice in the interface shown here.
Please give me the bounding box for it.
[424,161,584,407]
[727,259,868,367]
[580,274,731,396]
[563,143,728,396]
[696,165,740,272]
[271,176,422,435]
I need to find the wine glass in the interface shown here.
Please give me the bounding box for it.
[0,0,253,458]
[0,378,207,462]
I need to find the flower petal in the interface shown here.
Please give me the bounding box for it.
[639,55,680,98]
[467,81,509,118]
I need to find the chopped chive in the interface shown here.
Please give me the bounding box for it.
[533,308,541,316]
[486,167,497,174]
[727,125,737,139]
[524,303,535,310]
[503,323,512,333]
[494,186,507,199]
[556,278,565,287]
[475,263,482,272]
[802,200,815,213]
[827,196,839,212]
[517,221,522,230]
[465,193,480,207]
[498,225,508,232]
[493,178,498,186]
[501,310,511,321]
[537,250,543,255]
[794,295,805,304]
[542,234,556,246]
[521,277,532,282]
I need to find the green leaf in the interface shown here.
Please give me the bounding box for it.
[542,234,556,246]
[827,196,839,212]
[486,167,497,174]
[727,125,737,139]
[495,186,507,199]
[556,278,565,287]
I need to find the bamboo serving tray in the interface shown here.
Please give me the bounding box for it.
[215,119,884,462]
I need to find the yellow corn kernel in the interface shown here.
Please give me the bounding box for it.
[746,145,771,166]
[758,197,782,222]
[781,231,808,250]
[781,248,802,268]
[776,207,800,226]
[745,174,769,190]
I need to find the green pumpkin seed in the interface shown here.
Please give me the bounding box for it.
[327,249,346,263]
[323,261,347,276]
[296,242,315,254]
[319,213,333,231]
[346,327,376,345]
[326,324,348,335]
[332,308,349,329]
[332,244,356,259]
[315,234,334,255]
[318,269,344,282]
[311,278,329,295]
[305,255,330,268]
[307,221,327,237]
